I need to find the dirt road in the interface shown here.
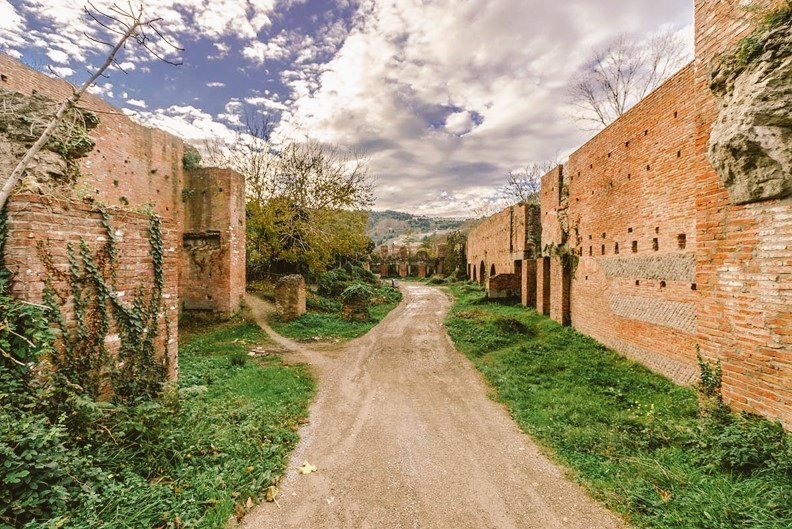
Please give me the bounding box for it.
[243,284,623,529]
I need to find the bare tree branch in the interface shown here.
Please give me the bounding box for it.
[0,2,182,209]
[567,29,689,129]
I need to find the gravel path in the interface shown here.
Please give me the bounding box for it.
[242,284,624,529]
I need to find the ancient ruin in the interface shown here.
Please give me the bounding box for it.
[0,54,246,381]
[467,0,791,427]
[274,274,307,322]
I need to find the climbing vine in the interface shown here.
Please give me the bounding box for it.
[39,208,167,401]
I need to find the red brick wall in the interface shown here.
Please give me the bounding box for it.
[0,54,186,226]
[546,64,702,385]
[181,168,246,315]
[3,194,180,381]
[530,0,791,425]
[693,0,791,425]
[467,203,540,289]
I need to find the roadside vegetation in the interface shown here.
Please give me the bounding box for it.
[444,282,791,529]
[262,263,402,342]
[2,314,314,528]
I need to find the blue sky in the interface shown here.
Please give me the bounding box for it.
[1,0,693,217]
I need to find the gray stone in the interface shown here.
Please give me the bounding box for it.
[708,22,792,205]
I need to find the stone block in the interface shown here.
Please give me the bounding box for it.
[275,275,306,322]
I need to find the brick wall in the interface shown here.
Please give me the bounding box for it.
[181,168,246,315]
[551,64,702,385]
[467,202,541,291]
[471,0,790,426]
[3,194,180,382]
[0,54,185,226]
[693,0,791,424]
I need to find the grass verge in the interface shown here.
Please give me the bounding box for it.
[270,286,400,342]
[4,316,314,528]
[444,282,791,529]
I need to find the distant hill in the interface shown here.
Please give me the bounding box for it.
[366,210,470,247]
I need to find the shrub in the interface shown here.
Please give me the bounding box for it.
[340,282,375,304]
[306,293,342,313]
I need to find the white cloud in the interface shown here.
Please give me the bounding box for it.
[273,0,693,216]
[207,82,226,88]
[126,104,238,144]
[126,98,147,108]
[49,65,75,78]
[4,0,284,71]
[46,49,69,64]
[445,111,476,136]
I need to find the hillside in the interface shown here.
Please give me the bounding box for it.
[366,210,469,246]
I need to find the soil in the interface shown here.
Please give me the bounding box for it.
[243,284,624,529]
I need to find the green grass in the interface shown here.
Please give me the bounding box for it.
[444,283,792,529]
[60,318,314,528]
[271,288,400,342]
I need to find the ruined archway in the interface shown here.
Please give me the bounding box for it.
[490,264,496,277]
[479,260,485,285]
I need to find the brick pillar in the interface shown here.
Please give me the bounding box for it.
[418,263,427,278]
[399,263,408,277]
[549,257,571,326]
[521,259,537,308]
[380,263,389,277]
[536,257,550,315]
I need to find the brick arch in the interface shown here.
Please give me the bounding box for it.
[490,264,496,277]
[479,260,485,285]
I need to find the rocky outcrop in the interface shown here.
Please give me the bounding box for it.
[708,20,792,205]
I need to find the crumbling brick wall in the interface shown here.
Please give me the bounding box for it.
[0,54,185,224]
[0,53,247,324]
[472,0,790,426]
[693,0,792,424]
[3,194,180,381]
[181,168,246,315]
[467,202,541,292]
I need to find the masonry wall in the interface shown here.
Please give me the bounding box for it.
[181,168,246,314]
[692,0,792,424]
[3,195,180,381]
[0,53,247,321]
[528,0,791,425]
[545,64,702,384]
[0,54,185,225]
[467,202,540,287]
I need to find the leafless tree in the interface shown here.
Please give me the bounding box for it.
[202,112,279,203]
[567,29,689,129]
[503,161,556,205]
[0,2,182,209]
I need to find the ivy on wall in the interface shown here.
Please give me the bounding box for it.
[37,207,168,401]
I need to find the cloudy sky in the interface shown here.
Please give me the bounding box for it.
[1,0,693,217]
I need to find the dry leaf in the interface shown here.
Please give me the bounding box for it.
[297,461,317,474]
[246,497,254,509]
[266,485,279,502]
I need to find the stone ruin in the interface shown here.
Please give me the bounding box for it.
[0,53,247,382]
[275,275,307,322]
[465,0,792,428]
